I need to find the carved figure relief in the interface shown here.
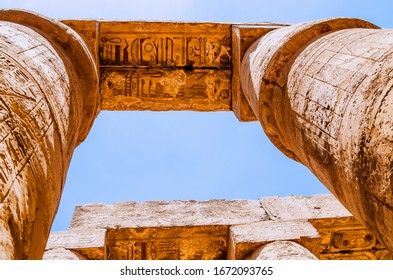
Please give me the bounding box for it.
[101,69,231,111]
[98,22,232,111]
[105,226,228,260]
[99,34,230,68]
[310,217,390,260]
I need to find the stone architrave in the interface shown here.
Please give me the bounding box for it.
[241,18,393,251]
[0,10,99,259]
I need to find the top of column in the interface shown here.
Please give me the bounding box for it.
[240,18,378,159]
[0,9,100,144]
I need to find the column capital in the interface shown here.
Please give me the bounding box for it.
[241,18,378,159]
[0,9,99,143]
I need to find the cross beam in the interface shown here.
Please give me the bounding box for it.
[62,20,287,121]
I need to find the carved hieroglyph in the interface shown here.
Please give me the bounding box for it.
[0,10,99,259]
[310,217,390,260]
[106,226,228,260]
[241,18,393,252]
[99,22,231,111]
[62,21,233,112]
[62,20,282,118]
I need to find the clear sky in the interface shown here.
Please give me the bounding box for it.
[1,0,393,232]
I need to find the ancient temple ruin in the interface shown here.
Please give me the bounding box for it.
[0,10,392,259]
[43,194,390,260]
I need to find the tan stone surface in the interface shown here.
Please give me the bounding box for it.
[65,20,233,112]
[246,241,318,260]
[62,20,285,120]
[260,194,351,220]
[230,220,320,244]
[60,20,99,68]
[310,217,391,260]
[0,10,99,259]
[69,200,268,230]
[228,220,320,259]
[241,18,377,159]
[106,225,228,260]
[241,18,393,251]
[43,248,87,260]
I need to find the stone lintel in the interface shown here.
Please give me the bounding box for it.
[43,248,88,260]
[46,194,390,260]
[45,230,106,260]
[246,241,318,260]
[260,194,352,220]
[105,225,228,260]
[228,220,321,260]
[69,199,269,230]
[61,20,286,118]
[309,217,391,260]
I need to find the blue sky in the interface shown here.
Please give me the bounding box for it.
[1,0,393,231]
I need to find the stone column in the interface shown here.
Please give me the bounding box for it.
[0,10,99,259]
[246,241,318,260]
[241,18,393,252]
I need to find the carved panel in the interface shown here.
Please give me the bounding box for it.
[97,22,232,111]
[309,217,390,260]
[99,22,231,68]
[101,69,231,111]
[0,50,45,203]
[105,226,228,260]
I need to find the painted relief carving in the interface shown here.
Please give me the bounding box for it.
[98,22,232,111]
[99,22,231,68]
[99,33,231,68]
[101,69,231,111]
[105,226,228,260]
[330,229,375,252]
[310,217,390,260]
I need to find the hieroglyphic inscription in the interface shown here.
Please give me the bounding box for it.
[309,217,390,260]
[107,240,179,260]
[0,50,43,202]
[105,226,228,260]
[98,22,232,111]
[330,228,375,252]
[101,69,231,111]
[99,22,231,68]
